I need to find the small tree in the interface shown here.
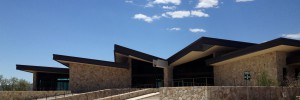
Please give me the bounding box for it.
[0,75,3,90]
[1,78,11,90]
[0,75,31,91]
[257,71,277,86]
[10,77,18,91]
[15,79,31,91]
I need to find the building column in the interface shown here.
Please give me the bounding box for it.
[164,66,173,87]
[276,51,287,85]
[33,72,37,91]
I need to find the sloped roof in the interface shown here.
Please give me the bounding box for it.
[16,64,69,74]
[207,38,300,65]
[53,54,128,69]
[168,37,256,64]
[114,44,165,63]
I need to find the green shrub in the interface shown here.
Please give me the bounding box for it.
[257,71,277,86]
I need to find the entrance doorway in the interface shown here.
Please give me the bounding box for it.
[173,55,214,86]
[131,59,163,88]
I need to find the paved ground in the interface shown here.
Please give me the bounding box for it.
[37,93,78,100]
[126,92,159,100]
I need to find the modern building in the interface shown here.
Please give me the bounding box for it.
[16,37,300,93]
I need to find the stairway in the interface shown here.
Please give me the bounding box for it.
[126,92,159,100]
[38,88,159,100]
[95,88,159,100]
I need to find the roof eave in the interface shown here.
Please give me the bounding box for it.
[53,54,129,69]
[206,38,300,65]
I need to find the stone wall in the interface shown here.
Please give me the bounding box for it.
[69,63,131,93]
[213,51,286,86]
[0,91,70,100]
[160,86,300,100]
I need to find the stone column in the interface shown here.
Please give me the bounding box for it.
[275,51,287,85]
[164,66,173,87]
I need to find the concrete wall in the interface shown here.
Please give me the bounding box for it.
[160,86,300,100]
[0,91,70,100]
[54,88,145,100]
[69,63,131,93]
[213,51,286,86]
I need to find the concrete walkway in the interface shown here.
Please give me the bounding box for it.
[126,92,159,100]
[37,93,78,100]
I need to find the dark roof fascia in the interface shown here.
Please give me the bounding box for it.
[167,37,256,64]
[53,54,128,69]
[207,38,300,65]
[114,44,166,62]
[16,64,69,74]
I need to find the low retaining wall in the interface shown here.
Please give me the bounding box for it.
[160,86,300,100]
[0,91,70,100]
[52,88,144,100]
[97,88,159,100]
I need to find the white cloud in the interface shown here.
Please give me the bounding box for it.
[145,2,154,7]
[162,10,209,18]
[189,28,206,33]
[145,0,181,8]
[236,0,254,2]
[153,0,181,5]
[167,27,181,31]
[125,0,133,3]
[162,6,176,10]
[133,14,160,23]
[191,10,209,17]
[196,0,218,8]
[282,33,300,39]
[163,10,190,18]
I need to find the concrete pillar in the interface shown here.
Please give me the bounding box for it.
[164,66,173,87]
[33,72,37,91]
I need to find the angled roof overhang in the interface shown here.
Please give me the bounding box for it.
[53,54,128,69]
[168,37,256,67]
[114,44,166,63]
[16,64,69,74]
[207,38,300,66]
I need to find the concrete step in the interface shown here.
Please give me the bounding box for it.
[126,92,159,100]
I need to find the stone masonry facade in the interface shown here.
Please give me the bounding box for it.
[69,63,131,93]
[213,51,287,86]
[160,86,300,100]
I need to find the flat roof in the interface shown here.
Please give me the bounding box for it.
[207,38,300,65]
[167,37,256,64]
[16,64,69,74]
[53,54,128,69]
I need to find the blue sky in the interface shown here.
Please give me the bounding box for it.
[0,0,300,82]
